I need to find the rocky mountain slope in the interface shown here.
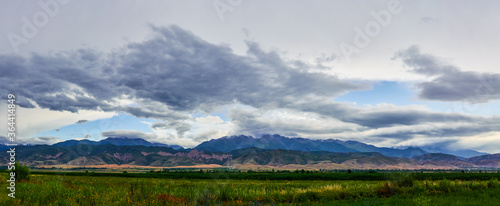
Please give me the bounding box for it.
[52,137,184,150]
[2,144,499,169]
[195,134,427,158]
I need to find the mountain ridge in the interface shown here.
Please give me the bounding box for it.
[3,144,499,169]
[195,134,428,158]
[0,134,490,168]
[52,137,184,150]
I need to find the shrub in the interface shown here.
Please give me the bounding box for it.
[376,183,395,197]
[12,162,30,181]
[390,173,414,188]
[488,178,498,188]
[437,179,454,193]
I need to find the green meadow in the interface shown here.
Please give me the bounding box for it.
[1,171,500,205]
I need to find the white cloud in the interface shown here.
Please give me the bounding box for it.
[0,102,116,144]
[195,115,224,124]
[455,132,500,154]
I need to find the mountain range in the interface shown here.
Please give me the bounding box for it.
[0,135,488,158]
[2,144,499,170]
[194,134,486,158]
[1,134,496,169]
[51,137,184,150]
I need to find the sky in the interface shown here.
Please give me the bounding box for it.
[1,0,500,153]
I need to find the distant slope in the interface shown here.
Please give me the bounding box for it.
[332,140,427,158]
[413,153,463,162]
[195,134,426,158]
[1,144,226,167]
[228,147,387,166]
[53,137,184,150]
[420,147,488,158]
[411,153,477,168]
[226,148,474,170]
[466,154,500,168]
[53,140,97,147]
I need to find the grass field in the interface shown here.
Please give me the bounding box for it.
[1,171,500,205]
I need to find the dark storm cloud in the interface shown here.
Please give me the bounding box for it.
[113,25,365,111]
[151,123,168,130]
[291,101,475,128]
[0,51,116,112]
[16,96,36,108]
[343,108,475,128]
[151,121,191,137]
[228,108,353,138]
[229,99,500,141]
[395,45,500,103]
[76,120,88,124]
[101,130,157,140]
[228,109,278,137]
[0,25,365,116]
[115,105,188,120]
[372,118,500,140]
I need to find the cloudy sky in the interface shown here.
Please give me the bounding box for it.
[1,0,500,153]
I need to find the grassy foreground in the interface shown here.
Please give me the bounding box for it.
[1,173,499,205]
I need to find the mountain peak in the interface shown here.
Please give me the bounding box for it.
[195,134,428,157]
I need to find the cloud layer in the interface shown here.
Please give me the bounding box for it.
[1,25,364,116]
[395,45,500,103]
[101,130,157,140]
[2,26,500,152]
